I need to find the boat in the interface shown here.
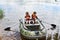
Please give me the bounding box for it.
[19,19,46,40]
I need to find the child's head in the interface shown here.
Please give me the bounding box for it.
[33,11,36,14]
[26,12,29,15]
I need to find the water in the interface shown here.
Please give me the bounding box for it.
[0,1,60,40]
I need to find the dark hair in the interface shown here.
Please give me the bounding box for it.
[26,12,29,14]
[33,12,36,14]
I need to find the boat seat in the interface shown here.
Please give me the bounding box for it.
[25,24,40,31]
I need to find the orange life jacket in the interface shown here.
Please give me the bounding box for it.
[25,15,30,20]
[32,14,37,19]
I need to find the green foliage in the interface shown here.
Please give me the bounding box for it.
[47,36,51,40]
[53,33,58,40]
[0,9,4,19]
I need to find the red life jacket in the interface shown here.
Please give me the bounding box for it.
[32,14,37,19]
[25,15,30,20]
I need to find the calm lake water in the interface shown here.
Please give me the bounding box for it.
[0,2,60,40]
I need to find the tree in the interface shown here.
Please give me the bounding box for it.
[0,9,4,19]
